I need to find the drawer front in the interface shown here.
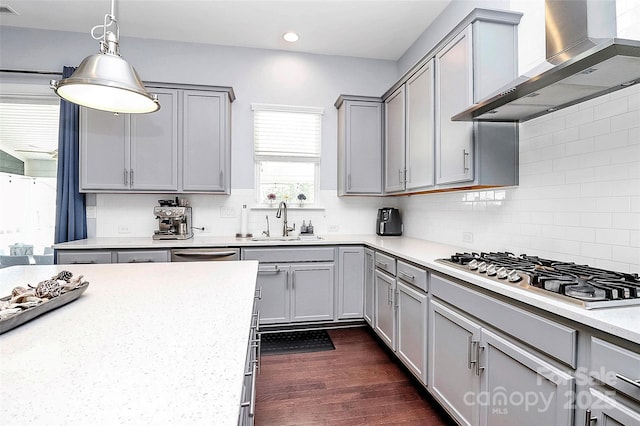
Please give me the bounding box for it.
[431,273,577,367]
[57,251,112,264]
[116,250,170,263]
[590,337,640,399]
[374,252,396,275]
[397,260,428,292]
[242,247,334,263]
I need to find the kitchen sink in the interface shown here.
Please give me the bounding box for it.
[250,235,323,242]
[251,236,300,241]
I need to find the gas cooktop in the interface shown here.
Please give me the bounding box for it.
[438,252,640,309]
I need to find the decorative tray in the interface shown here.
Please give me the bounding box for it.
[0,272,89,335]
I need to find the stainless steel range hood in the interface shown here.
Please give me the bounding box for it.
[454,0,640,123]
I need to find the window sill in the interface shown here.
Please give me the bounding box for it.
[250,204,325,211]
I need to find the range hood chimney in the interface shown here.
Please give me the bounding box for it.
[454,0,640,123]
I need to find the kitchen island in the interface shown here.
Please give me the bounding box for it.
[0,261,259,425]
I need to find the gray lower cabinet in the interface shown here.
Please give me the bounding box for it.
[430,298,574,426]
[582,337,640,426]
[115,250,170,263]
[335,96,383,195]
[242,247,335,325]
[255,264,290,323]
[239,288,261,426]
[56,250,113,264]
[80,85,233,194]
[374,268,396,349]
[290,264,334,322]
[396,280,428,385]
[585,389,640,426]
[363,248,375,326]
[337,247,364,319]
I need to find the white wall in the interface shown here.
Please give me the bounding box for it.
[399,84,640,273]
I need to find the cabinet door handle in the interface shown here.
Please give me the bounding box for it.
[476,344,485,376]
[219,171,223,186]
[584,409,596,426]
[463,149,470,172]
[616,373,640,389]
[128,258,153,263]
[398,271,415,281]
[348,174,351,190]
[468,336,477,370]
[258,265,279,273]
[130,169,134,186]
[124,169,128,186]
[255,287,262,300]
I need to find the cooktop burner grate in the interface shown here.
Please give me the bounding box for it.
[439,252,640,309]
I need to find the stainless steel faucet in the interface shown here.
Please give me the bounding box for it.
[275,201,295,236]
[262,215,270,237]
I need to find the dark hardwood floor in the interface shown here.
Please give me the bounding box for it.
[255,327,455,425]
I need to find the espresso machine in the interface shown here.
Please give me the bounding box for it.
[153,200,193,240]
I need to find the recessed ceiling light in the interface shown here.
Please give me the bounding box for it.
[283,32,299,43]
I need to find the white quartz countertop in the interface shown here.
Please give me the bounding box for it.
[0,261,259,425]
[52,234,640,344]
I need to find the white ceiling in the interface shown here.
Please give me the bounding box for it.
[0,0,451,162]
[1,0,451,60]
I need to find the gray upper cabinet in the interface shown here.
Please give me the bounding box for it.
[130,89,179,191]
[435,26,474,185]
[80,85,233,194]
[384,86,406,193]
[80,90,178,192]
[182,90,231,193]
[80,108,129,191]
[405,59,435,191]
[336,96,383,195]
[435,19,520,188]
[377,9,520,195]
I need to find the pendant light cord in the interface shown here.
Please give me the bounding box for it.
[91,0,119,54]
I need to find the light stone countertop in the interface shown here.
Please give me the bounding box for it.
[0,261,259,425]
[53,234,640,344]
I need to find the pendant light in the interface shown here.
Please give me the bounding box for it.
[50,0,159,113]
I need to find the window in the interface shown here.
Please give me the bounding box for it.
[252,104,323,206]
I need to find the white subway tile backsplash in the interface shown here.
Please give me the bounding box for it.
[631,197,640,213]
[611,179,640,197]
[595,228,630,246]
[593,97,628,120]
[611,246,640,265]
[580,182,614,197]
[581,242,612,260]
[580,118,611,139]
[565,137,594,156]
[610,110,640,132]
[580,212,613,228]
[565,227,595,243]
[565,167,595,184]
[594,130,629,151]
[593,196,630,213]
[565,107,594,128]
[612,213,640,230]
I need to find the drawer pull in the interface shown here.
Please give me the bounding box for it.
[375,261,388,269]
[70,260,96,264]
[258,265,280,273]
[255,287,262,300]
[399,271,415,281]
[616,373,640,389]
[129,258,153,263]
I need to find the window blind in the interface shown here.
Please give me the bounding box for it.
[253,108,322,158]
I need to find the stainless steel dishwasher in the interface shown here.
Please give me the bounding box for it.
[170,248,240,262]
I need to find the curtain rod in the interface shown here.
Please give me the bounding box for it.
[0,69,62,76]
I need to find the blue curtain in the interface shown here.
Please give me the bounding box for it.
[54,66,87,243]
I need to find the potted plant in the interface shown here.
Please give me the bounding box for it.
[266,193,276,206]
[297,193,307,207]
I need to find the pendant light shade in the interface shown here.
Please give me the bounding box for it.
[50,0,159,114]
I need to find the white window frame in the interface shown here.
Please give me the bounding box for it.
[252,103,324,207]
